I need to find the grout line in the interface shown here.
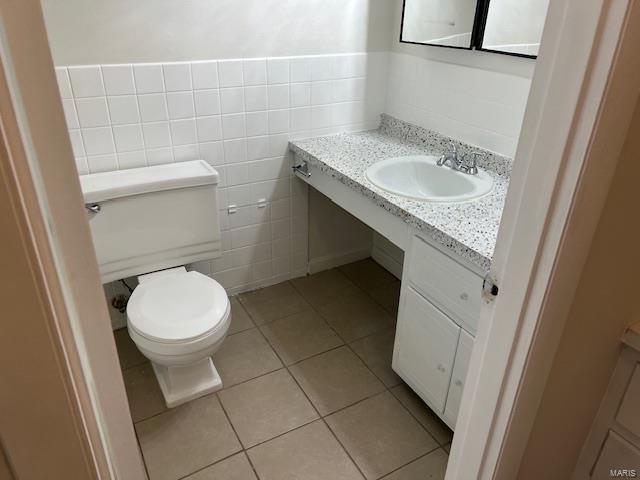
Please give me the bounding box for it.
[127,262,450,478]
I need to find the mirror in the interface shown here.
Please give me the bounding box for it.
[481,0,550,57]
[400,0,480,49]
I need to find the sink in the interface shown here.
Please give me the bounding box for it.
[365,155,494,202]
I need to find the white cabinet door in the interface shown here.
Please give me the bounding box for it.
[393,286,460,413]
[444,329,474,427]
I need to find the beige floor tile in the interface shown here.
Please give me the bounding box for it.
[381,449,448,480]
[339,258,398,292]
[349,329,402,388]
[114,328,147,370]
[289,346,385,415]
[136,395,241,480]
[317,292,395,342]
[228,297,255,335]
[390,384,453,445]
[260,310,344,365]
[247,420,364,480]
[367,280,401,317]
[213,328,282,388]
[123,363,166,423]
[184,452,257,480]
[239,282,311,325]
[219,369,318,447]
[291,269,361,307]
[326,391,438,479]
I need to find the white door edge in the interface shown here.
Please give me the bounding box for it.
[446,0,640,479]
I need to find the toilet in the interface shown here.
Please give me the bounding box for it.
[80,160,229,407]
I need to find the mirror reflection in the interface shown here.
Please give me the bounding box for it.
[401,0,479,49]
[482,0,550,56]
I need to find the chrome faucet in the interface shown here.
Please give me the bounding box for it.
[437,143,482,175]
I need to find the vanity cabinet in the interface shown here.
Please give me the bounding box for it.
[393,233,482,429]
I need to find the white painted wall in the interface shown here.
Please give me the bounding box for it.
[41,0,394,65]
[388,0,534,157]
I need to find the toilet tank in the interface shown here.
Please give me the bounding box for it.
[80,160,221,283]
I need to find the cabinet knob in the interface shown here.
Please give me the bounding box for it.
[460,292,469,301]
[455,379,463,387]
[437,364,446,373]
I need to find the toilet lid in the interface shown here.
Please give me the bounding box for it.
[127,271,229,343]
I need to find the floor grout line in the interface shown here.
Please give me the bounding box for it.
[125,262,449,479]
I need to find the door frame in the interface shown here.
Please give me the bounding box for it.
[0,1,146,478]
[447,0,640,478]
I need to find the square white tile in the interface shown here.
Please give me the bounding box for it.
[191,61,219,89]
[247,136,270,161]
[245,111,268,137]
[267,58,289,84]
[196,116,223,142]
[101,65,135,95]
[75,97,110,128]
[169,119,197,145]
[163,63,192,92]
[222,113,246,139]
[290,57,312,83]
[113,124,144,152]
[243,59,267,86]
[82,127,115,155]
[166,91,195,119]
[194,89,221,116]
[244,86,268,112]
[218,60,244,88]
[290,83,311,108]
[268,110,289,134]
[268,84,289,110]
[173,144,199,162]
[142,122,171,148]
[138,94,168,122]
[220,88,245,114]
[68,66,105,97]
[133,64,164,94]
[223,139,247,164]
[107,96,140,125]
[199,141,224,166]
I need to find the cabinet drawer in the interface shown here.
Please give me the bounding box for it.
[407,235,482,334]
[591,431,640,479]
[444,329,474,427]
[393,287,460,413]
[616,364,640,438]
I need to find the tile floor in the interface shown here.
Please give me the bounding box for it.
[114,258,453,480]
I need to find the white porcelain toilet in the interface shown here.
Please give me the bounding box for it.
[80,160,230,407]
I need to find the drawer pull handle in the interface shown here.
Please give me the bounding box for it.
[437,364,446,373]
[460,292,469,301]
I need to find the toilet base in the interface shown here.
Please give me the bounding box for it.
[152,357,222,408]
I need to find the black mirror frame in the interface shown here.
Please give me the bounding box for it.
[399,0,538,60]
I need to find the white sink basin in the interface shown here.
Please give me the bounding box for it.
[365,155,494,202]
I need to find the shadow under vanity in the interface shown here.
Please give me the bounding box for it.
[289,114,512,430]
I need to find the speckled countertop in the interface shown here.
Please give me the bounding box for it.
[289,115,512,271]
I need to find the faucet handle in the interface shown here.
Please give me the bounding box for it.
[463,151,483,175]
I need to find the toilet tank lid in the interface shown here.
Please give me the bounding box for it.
[80,160,219,203]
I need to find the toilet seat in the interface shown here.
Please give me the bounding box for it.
[127,270,229,344]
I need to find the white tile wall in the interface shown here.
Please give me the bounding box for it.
[385,52,531,157]
[58,53,388,295]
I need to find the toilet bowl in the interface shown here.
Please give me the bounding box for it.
[127,267,231,407]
